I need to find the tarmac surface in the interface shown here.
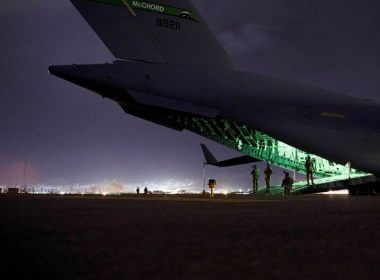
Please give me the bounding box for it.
[1,194,380,279]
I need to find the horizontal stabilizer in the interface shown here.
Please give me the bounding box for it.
[201,144,260,167]
[211,155,260,167]
[201,144,218,164]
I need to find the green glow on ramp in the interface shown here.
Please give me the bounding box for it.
[169,115,369,179]
[122,105,372,190]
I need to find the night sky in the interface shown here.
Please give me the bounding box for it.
[1,0,380,189]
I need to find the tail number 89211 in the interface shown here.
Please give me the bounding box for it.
[156,18,181,31]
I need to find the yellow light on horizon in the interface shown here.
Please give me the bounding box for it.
[322,189,349,195]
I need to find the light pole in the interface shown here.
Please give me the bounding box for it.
[203,161,206,195]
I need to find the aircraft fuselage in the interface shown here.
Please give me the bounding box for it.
[49,61,380,176]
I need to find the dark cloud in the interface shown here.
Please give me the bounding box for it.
[218,23,275,55]
[195,0,380,97]
[1,0,380,187]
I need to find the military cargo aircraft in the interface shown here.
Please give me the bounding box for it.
[49,0,380,193]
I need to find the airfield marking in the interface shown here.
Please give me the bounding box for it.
[321,112,346,119]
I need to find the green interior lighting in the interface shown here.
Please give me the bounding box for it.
[168,115,368,178]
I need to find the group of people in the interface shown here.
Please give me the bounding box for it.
[251,163,273,194]
[251,155,315,196]
[136,187,149,195]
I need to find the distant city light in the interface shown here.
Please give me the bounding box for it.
[0,179,252,195]
[321,189,349,195]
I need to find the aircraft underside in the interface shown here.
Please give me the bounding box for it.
[121,103,374,191]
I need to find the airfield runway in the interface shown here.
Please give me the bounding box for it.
[1,194,380,279]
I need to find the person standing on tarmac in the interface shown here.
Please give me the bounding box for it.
[144,187,148,195]
[264,163,273,192]
[136,187,140,195]
[251,165,260,194]
[305,156,315,186]
[282,172,294,196]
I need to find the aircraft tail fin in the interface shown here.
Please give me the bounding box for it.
[70,0,233,68]
[201,144,218,164]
